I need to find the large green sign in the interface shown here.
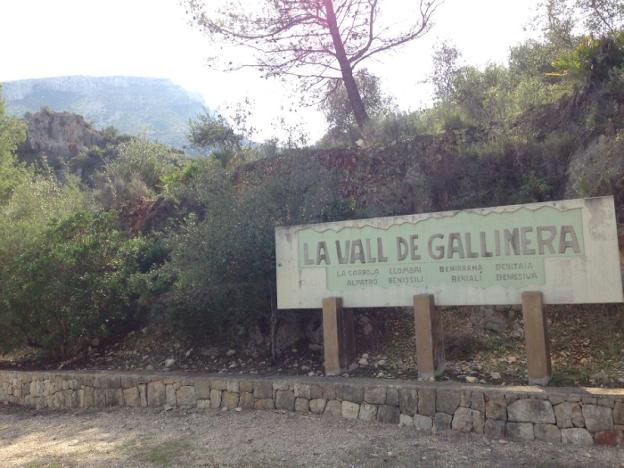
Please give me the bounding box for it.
[276,197,622,308]
[297,206,584,290]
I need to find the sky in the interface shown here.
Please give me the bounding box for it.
[1,0,541,142]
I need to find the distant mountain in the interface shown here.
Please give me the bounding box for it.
[1,76,207,149]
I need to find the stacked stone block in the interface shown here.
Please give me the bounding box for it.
[1,370,622,447]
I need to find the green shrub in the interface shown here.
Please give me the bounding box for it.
[0,211,156,359]
[94,137,184,209]
[162,162,276,343]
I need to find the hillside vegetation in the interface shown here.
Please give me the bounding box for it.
[0,9,623,386]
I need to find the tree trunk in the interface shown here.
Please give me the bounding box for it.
[323,0,370,130]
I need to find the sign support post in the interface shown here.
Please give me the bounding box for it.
[522,291,552,386]
[322,297,355,375]
[413,294,445,380]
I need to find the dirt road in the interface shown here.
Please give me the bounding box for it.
[1,404,622,467]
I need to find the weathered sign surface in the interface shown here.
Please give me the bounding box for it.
[276,196,623,308]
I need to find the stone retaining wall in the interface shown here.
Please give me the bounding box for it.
[1,370,623,446]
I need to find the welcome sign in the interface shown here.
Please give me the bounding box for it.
[276,196,623,308]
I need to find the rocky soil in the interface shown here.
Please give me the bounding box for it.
[2,404,624,467]
[3,305,623,389]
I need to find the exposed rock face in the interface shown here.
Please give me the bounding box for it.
[18,110,106,180]
[25,110,104,156]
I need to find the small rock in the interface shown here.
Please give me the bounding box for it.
[491,372,501,380]
[465,376,478,383]
[226,349,236,357]
[376,360,387,367]
[358,358,369,366]
[590,370,610,386]
[301,365,311,372]
[229,362,238,368]
[308,344,322,352]
[164,358,176,368]
[146,365,154,371]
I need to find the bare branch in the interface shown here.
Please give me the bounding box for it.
[185,0,441,128]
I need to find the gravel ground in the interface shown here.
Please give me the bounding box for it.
[1,404,623,467]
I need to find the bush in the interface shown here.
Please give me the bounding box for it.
[0,211,156,359]
[0,171,91,263]
[94,137,184,209]
[162,162,277,343]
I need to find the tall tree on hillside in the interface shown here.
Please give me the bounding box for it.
[185,0,440,130]
[538,0,624,42]
[430,41,462,102]
[323,69,393,137]
[577,0,624,35]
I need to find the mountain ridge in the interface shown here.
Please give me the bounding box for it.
[1,76,207,149]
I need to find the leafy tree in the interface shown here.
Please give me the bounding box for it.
[0,211,154,359]
[185,0,440,130]
[431,41,462,102]
[536,0,578,49]
[0,171,90,263]
[94,137,183,209]
[577,0,624,36]
[537,0,624,40]
[163,163,276,343]
[187,111,245,167]
[321,69,393,144]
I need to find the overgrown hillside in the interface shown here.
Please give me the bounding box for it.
[1,15,624,387]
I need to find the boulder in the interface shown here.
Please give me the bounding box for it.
[506,422,534,441]
[414,414,433,431]
[561,428,594,446]
[377,405,400,424]
[507,399,555,424]
[342,401,360,419]
[433,412,452,432]
[359,403,378,421]
[554,402,584,428]
[398,388,418,416]
[275,390,295,411]
[452,407,485,433]
[582,404,613,433]
[534,424,561,443]
[436,390,460,415]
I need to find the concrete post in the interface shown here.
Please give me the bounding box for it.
[413,294,445,380]
[522,291,552,386]
[322,297,355,375]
